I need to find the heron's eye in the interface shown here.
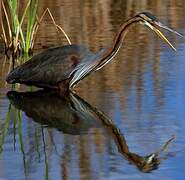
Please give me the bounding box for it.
[144,16,153,23]
[140,12,158,22]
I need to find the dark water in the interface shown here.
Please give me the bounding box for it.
[0,0,185,179]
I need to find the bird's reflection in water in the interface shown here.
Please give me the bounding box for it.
[7,90,102,135]
[7,90,174,173]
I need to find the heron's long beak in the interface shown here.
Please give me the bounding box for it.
[144,21,182,51]
[155,21,183,37]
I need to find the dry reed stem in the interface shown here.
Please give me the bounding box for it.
[1,1,12,46]
[32,8,71,48]
[47,8,71,45]
[0,3,71,55]
[0,2,7,45]
[2,1,12,41]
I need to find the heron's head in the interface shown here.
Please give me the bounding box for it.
[135,12,183,51]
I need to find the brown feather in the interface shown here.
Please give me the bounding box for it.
[6,45,93,88]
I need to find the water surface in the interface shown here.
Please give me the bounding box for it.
[0,0,185,179]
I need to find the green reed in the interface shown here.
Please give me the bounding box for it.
[25,0,38,53]
[0,0,36,55]
[0,0,71,57]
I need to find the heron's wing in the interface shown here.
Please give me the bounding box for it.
[70,48,107,87]
[7,45,93,86]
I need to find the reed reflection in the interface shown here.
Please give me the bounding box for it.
[7,90,174,174]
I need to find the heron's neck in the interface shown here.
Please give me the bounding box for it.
[96,17,139,70]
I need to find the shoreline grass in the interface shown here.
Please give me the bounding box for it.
[0,0,71,58]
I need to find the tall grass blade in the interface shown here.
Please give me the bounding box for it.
[7,0,18,36]
[1,1,12,45]
[1,1,71,56]
[25,0,38,53]
[15,0,32,51]
[0,2,7,45]
[6,0,21,53]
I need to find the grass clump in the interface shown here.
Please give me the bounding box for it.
[0,0,71,57]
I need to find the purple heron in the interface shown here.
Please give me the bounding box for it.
[6,12,182,93]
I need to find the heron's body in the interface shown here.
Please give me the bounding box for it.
[6,12,180,92]
[7,45,97,90]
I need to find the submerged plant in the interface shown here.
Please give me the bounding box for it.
[0,0,71,57]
